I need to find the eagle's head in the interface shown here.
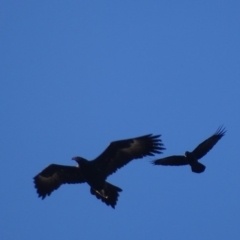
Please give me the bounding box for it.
[72,156,88,166]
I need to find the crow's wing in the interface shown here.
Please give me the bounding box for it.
[93,134,165,176]
[33,164,85,199]
[152,155,188,166]
[192,126,226,160]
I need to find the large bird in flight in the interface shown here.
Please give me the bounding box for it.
[34,134,164,208]
[152,126,226,173]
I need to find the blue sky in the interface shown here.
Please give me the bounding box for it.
[1,1,240,239]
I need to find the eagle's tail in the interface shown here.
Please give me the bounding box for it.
[90,182,122,208]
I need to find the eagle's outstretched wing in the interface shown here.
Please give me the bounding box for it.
[93,134,165,176]
[33,164,85,199]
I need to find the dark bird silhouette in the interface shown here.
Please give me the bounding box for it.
[152,126,226,173]
[34,134,164,208]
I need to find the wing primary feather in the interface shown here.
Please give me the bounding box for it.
[215,125,226,136]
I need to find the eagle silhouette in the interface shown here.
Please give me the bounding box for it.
[34,134,164,208]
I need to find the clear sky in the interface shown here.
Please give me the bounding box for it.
[1,1,240,239]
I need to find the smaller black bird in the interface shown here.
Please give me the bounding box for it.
[152,126,226,173]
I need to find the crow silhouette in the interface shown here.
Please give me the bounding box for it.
[152,126,226,173]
